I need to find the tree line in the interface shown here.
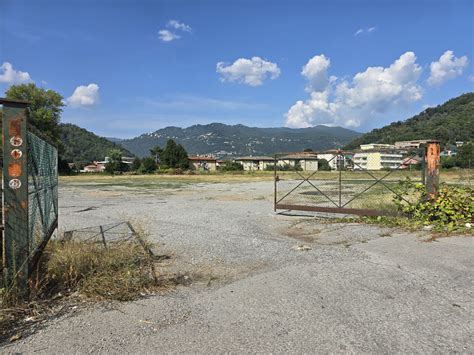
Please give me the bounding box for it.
[105,139,190,174]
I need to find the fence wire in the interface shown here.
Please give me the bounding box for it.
[27,131,58,260]
[275,150,424,216]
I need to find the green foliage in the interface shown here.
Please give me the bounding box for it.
[344,93,474,151]
[131,157,142,171]
[6,84,64,147]
[139,157,158,174]
[160,139,189,169]
[105,149,128,174]
[455,142,474,168]
[264,163,302,171]
[58,157,73,175]
[149,146,163,163]
[219,161,244,171]
[60,123,133,167]
[318,158,331,171]
[393,178,473,232]
[441,156,456,169]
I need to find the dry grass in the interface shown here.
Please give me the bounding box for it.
[43,240,160,301]
[0,237,181,342]
[60,171,275,184]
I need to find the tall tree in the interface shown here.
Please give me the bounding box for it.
[161,139,189,169]
[5,83,64,146]
[149,145,163,164]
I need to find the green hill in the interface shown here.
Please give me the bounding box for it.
[60,123,133,166]
[344,93,474,150]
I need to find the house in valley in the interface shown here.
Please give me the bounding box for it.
[188,156,217,171]
[277,152,319,171]
[234,156,274,171]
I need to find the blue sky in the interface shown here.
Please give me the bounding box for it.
[1,0,473,138]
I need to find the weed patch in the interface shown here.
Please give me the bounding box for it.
[0,238,182,342]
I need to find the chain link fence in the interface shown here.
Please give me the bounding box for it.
[26,131,59,272]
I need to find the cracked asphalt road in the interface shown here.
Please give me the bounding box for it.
[3,178,473,353]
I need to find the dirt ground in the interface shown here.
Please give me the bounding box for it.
[2,177,473,353]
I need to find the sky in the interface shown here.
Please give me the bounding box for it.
[0,0,473,138]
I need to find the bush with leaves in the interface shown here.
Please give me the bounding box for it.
[219,161,244,171]
[139,157,158,174]
[393,178,473,232]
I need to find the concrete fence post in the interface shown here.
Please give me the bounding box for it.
[425,141,440,200]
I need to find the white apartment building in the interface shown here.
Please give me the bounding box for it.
[360,143,396,150]
[316,151,353,170]
[353,151,403,170]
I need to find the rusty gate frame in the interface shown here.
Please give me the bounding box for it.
[273,145,438,217]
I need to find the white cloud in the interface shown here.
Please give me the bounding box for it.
[167,20,192,33]
[67,83,100,108]
[469,74,474,82]
[301,54,331,92]
[158,20,192,42]
[285,52,423,128]
[216,57,281,86]
[428,50,469,86]
[0,62,32,84]
[354,26,376,36]
[159,29,180,42]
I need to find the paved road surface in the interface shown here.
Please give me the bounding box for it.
[3,180,473,353]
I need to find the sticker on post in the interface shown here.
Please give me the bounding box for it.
[11,149,22,159]
[10,136,23,147]
[9,179,22,190]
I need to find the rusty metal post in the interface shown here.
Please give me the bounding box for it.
[274,154,277,212]
[425,141,440,200]
[99,225,107,249]
[337,151,342,207]
[1,98,29,293]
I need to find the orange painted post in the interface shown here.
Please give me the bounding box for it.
[425,141,440,200]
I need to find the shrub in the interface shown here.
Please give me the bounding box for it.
[393,178,473,232]
[219,161,244,171]
[264,164,302,171]
[139,157,158,174]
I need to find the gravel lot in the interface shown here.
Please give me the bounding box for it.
[3,177,473,353]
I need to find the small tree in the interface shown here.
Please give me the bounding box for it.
[455,142,473,168]
[139,157,158,174]
[318,158,331,171]
[105,149,123,174]
[131,157,142,171]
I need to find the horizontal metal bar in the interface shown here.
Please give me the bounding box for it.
[275,203,397,217]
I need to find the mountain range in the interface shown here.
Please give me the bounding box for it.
[59,93,473,164]
[118,124,362,158]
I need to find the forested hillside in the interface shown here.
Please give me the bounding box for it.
[60,123,133,166]
[345,93,474,150]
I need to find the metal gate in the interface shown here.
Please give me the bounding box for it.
[1,98,58,292]
[274,149,426,216]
